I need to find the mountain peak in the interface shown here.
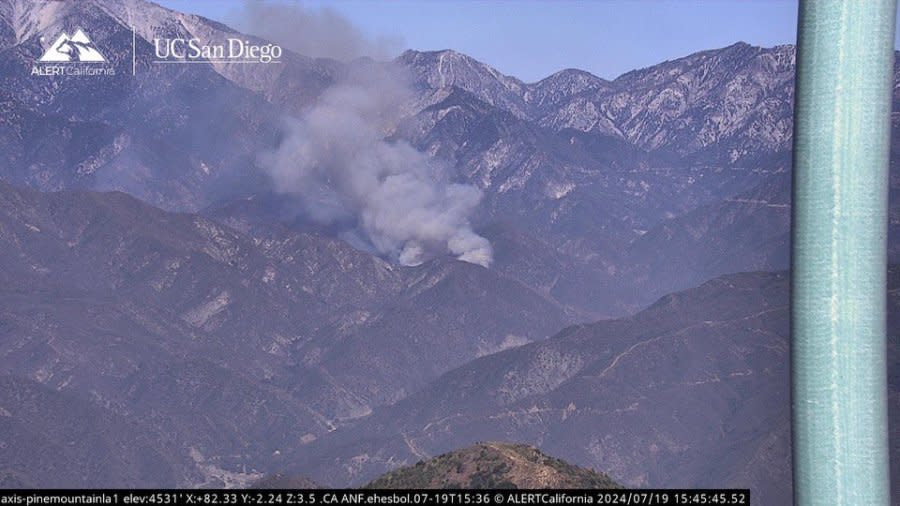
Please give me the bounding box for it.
[400,48,476,62]
[527,68,611,108]
[542,68,605,81]
[728,40,753,49]
[397,48,524,87]
[397,48,530,117]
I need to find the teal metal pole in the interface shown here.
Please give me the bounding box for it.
[792,0,896,504]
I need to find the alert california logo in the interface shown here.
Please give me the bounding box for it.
[32,28,117,76]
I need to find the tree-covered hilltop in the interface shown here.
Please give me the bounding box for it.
[366,442,621,489]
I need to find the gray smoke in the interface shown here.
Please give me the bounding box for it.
[260,67,493,268]
[232,1,402,62]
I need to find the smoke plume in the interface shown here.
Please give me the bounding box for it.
[260,66,493,268]
[232,1,402,62]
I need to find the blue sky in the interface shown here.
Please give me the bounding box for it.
[156,1,809,82]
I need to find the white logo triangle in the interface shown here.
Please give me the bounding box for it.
[39,29,106,62]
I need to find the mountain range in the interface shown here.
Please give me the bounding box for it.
[0,1,898,504]
[0,0,815,317]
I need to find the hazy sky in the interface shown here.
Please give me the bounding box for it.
[155,0,808,82]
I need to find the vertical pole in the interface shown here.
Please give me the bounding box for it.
[792,0,896,504]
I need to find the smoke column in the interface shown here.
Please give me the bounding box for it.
[259,66,493,267]
[240,2,491,266]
